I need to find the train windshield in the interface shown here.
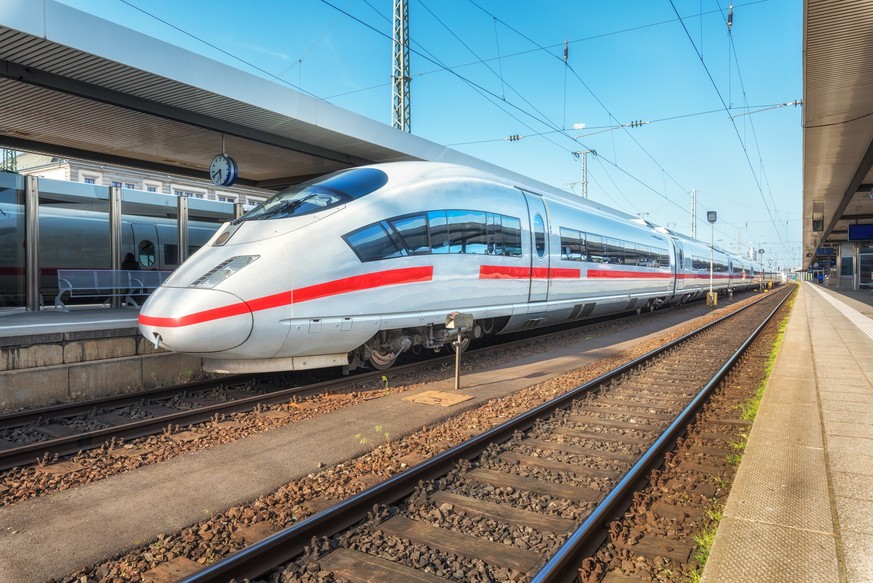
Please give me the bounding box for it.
[238,168,388,222]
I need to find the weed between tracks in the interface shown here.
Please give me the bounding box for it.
[686,292,795,582]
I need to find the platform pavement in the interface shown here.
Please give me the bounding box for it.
[702,282,873,583]
[0,305,139,340]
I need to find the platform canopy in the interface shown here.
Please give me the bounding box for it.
[0,0,551,195]
[803,0,873,266]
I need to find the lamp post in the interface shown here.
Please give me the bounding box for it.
[707,211,717,306]
[757,248,765,290]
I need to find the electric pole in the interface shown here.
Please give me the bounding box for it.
[0,149,16,173]
[392,0,411,132]
[691,188,698,238]
[572,150,593,199]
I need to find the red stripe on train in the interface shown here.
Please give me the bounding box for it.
[138,266,434,329]
[586,269,672,279]
[479,265,581,279]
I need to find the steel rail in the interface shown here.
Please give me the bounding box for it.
[0,375,254,430]
[532,286,794,582]
[178,287,791,583]
[0,304,661,471]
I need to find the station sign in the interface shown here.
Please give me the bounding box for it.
[848,224,873,241]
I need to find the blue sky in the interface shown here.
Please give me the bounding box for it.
[58,0,802,269]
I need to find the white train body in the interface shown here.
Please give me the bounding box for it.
[138,162,765,373]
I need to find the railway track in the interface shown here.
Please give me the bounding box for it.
[0,301,693,473]
[174,286,793,582]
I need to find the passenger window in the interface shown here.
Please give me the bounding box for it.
[447,210,487,254]
[163,244,178,265]
[390,214,430,254]
[138,240,156,267]
[428,211,450,254]
[560,228,584,261]
[345,223,403,262]
[533,214,546,258]
[502,216,523,257]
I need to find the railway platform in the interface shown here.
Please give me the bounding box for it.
[702,282,873,582]
[0,306,202,410]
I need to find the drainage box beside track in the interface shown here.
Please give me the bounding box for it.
[0,327,203,411]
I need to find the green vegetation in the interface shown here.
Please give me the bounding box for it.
[686,294,796,581]
[688,507,724,583]
[355,424,392,452]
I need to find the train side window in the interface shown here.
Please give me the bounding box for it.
[138,240,156,267]
[501,216,523,257]
[447,210,487,254]
[587,235,605,263]
[627,244,642,266]
[390,214,430,254]
[164,244,178,266]
[344,223,403,262]
[560,227,583,261]
[428,211,450,254]
[533,214,546,258]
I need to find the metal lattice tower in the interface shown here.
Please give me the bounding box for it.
[0,149,16,173]
[572,150,592,199]
[392,0,411,132]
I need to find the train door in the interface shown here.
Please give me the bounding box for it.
[673,239,685,292]
[522,191,550,302]
[131,224,159,269]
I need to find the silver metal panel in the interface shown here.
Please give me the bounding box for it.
[24,174,39,311]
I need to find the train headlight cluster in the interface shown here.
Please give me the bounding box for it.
[189,255,260,288]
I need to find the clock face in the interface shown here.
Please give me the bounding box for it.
[210,154,237,186]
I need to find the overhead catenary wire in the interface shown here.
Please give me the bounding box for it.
[668,0,789,254]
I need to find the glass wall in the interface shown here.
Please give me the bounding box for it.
[0,173,235,310]
[860,246,873,289]
[0,172,25,308]
[38,179,111,303]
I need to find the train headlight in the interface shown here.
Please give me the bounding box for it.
[189,255,260,288]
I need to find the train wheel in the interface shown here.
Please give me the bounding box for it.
[368,348,399,370]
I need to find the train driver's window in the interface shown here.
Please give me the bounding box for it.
[139,240,156,267]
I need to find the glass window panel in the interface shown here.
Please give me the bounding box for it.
[37,178,111,302]
[486,213,503,255]
[501,215,522,257]
[447,210,487,254]
[0,172,25,308]
[602,237,624,264]
[587,235,605,263]
[345,223,402,262]
[428,210,450,254]
[560,227,583,261]
[625,243,641,266]
[533,214,546,258]
[390,214,430,254]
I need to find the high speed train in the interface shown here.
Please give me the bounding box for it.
[138,162,769,374]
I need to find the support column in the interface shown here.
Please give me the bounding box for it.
[177,195,189,265]
[25,175,40,311]
[109,186,122,308]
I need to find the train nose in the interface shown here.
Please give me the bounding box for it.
[138,288,253,353]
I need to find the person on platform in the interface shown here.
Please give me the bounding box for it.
[121,252,139,271]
